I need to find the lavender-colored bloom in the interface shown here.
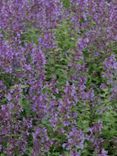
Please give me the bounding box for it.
[63,127,84,150]
[39,32,56,49]
[70,150,80,156]
[104,55,117,70]
[32,127,52,156]
[98,149,108,156]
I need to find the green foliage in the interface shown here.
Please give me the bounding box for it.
[21,27,40,44]
[71,100,90,133]
[20,96,32,116]
[55,20,77,52]
[61,0,70,8]
[0,71,18,88]
[45,20,77,90]
[45,48,72,90]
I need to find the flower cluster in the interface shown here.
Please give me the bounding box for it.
[0,0,116,155]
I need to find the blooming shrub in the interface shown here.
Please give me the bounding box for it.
[0,0,117,156]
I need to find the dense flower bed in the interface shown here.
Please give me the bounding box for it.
[0,0,117,155]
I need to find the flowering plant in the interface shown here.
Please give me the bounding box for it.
[0,0,117,155]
